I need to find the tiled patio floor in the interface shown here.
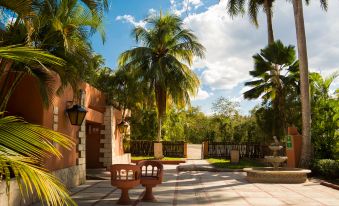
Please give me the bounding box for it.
[68,160,339,206]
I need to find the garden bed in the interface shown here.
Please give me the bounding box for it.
[207,158,265,169]
[131,156,186,165]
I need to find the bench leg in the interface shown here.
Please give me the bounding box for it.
[142,186,155,202]
[117,188,131,205]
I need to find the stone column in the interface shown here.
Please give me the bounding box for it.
[53,106,58,131]
[99,106,116,169]
[76,90,86,184]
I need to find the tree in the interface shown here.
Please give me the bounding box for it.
[243,40,299,138]
[226,0,275,45]
[0,0,105,110]
[291,0,328,167]
[212,97,240,118]
[309,72,338,159]
[118,13,205,145]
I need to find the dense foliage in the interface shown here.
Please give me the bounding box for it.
[311,159,339,179]
[0,0,107,205]
[310,72,339,159]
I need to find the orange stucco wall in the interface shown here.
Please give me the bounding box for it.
[6,74,108,171]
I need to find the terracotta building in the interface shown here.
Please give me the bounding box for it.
[1,75,130,205]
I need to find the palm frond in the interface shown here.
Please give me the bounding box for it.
[0,114,74,160]
[0,45,65,66]
[248,0,260,27]
[0,113,75,205]
[0,147,75,206]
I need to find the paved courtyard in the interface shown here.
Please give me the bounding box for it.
[68,160,339,206]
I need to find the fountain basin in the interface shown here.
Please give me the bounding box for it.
[264,156,288,163]
[244,167,311,183]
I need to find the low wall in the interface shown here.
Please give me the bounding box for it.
[124,141,186,157]
[0,164,85,206]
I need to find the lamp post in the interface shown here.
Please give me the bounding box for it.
[66,104,87,126]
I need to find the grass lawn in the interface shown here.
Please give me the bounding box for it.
[208,158,265,169]
[131,156,184,161]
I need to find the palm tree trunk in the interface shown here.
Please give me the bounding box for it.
[292,0,312,168]
[264,0,274,45]
[157,116,162,142]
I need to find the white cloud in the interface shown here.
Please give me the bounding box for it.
[182,0,339,93]
[148,8,157,16]
[191,88,210,100]
[115,15,147,28]
[170,0,203,16]
[183,0,264,91]
[115,0,339,112]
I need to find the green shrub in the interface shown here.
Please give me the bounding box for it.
[311,159,339,179]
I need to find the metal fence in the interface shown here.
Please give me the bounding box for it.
[206,142,286,158]
[123,140,186,157]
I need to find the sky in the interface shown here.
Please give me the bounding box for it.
[90,0,339,115]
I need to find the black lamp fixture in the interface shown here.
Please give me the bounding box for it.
[66,104,87,126]
[117,120,129,134]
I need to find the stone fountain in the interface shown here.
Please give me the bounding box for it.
[244,136,311,183]
[265,136,288,169]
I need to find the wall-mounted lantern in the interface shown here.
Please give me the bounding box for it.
[117,120,129,134]
[66,104,87,126]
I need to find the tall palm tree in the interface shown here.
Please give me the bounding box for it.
[243,40,299,138]
[118,13,205,145]
[227,0,275,45]
[291,0,328,167]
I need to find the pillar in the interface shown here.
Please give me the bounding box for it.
[76,90,86,184]
[99,106,116,169]
[203,141,209,159]
[286,127,302,168]
[184,142,187,158]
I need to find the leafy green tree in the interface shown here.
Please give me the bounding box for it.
[162,107,186,141]
[243,40,299,139]
[251,105,275,143]
[130,109,158,141]
[118,12,205,142]
[212,97,240,118]
[310,72,338,159]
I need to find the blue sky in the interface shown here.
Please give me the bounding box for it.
[90,0,339,115]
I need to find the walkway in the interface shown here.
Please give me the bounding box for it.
[65,160,339,206]
[187,144,202,159]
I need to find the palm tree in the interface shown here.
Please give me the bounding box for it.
[118,13,205,156]
[0,0,105,110]
[291,0,328,168]
[243,40,299,138]
[226,0,275,44]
